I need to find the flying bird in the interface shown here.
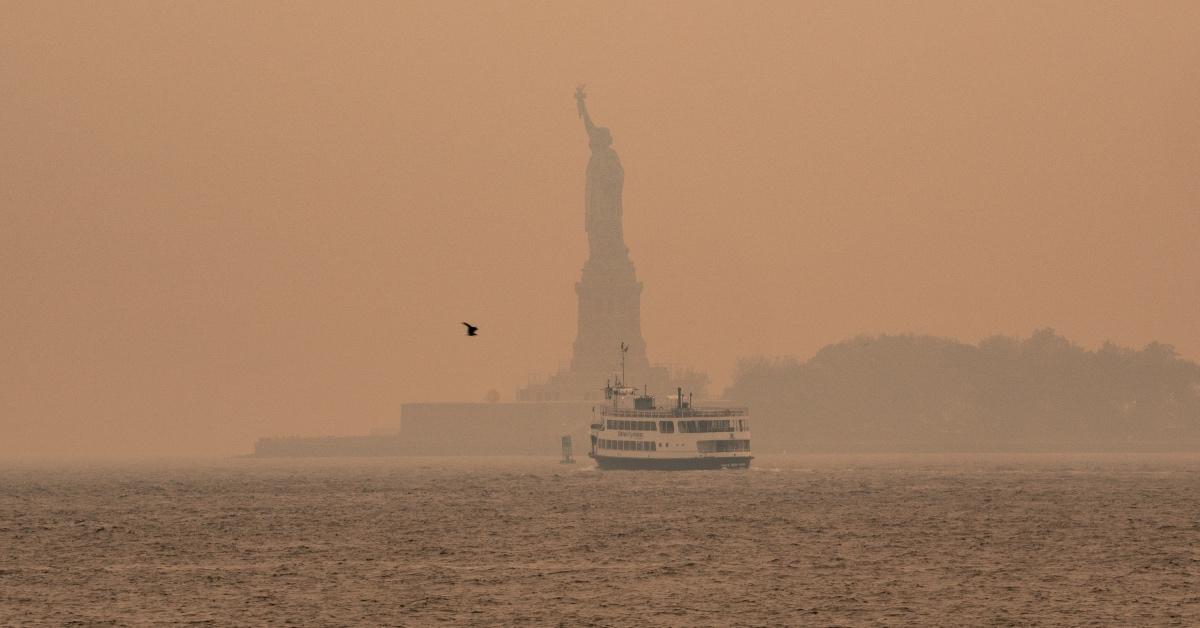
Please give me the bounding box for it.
[462,322,478,337]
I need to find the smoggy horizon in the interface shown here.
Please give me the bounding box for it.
[3,2,1198,457]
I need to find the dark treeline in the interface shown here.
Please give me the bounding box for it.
[725,329,1200,452]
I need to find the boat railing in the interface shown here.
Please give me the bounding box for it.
[601,408,749,418]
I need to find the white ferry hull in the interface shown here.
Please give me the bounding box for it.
[589,453,751,470]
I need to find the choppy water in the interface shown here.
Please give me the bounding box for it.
[2,454,1198,626]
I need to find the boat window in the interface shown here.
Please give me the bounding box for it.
[677,420,735,433]
[658,421,674,433]
[606,419,658,431]
[601,439,658,452]
[697,439,751,453]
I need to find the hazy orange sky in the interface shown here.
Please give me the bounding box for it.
[3,2,1198,457]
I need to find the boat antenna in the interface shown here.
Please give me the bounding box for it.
[619,341,628,386]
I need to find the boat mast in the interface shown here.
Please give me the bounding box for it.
[610,341,630,411]
[620,341,627,387]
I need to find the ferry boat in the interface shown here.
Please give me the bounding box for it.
[587,347,752,470]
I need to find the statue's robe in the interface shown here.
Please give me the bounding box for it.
[584,138,625,258]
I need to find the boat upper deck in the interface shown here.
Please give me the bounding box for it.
[600,407,748,418]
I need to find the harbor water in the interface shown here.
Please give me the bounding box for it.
[2,454,1198,625]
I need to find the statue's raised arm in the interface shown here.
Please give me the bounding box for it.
[575,85,595,133]
[575,85,613,150]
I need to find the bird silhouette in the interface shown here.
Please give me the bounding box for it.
[462,322,479,337]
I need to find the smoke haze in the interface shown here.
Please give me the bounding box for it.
[3,2,1199,456]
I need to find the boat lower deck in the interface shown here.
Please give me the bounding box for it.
[590,453,752,470]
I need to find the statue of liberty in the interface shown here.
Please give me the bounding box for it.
[514,88,709,400]
[575,86,627,260]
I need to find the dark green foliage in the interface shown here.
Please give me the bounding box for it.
[725,329,1200,452]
